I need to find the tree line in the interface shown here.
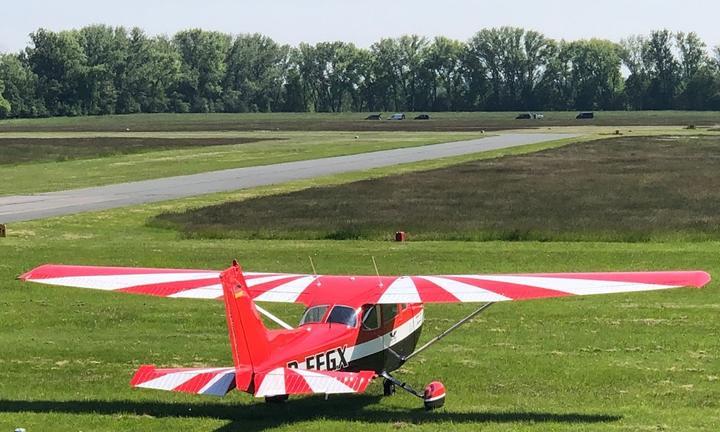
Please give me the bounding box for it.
[1,25,720,118]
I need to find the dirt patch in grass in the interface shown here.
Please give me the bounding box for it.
[153,135,720,242]
[0,136,277,165]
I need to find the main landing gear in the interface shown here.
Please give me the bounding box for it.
[381,372,446,411]
[380,303,495,410]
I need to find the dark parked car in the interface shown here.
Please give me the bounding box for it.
[414,114,431,120]
[576,112,594,119]
[516,112,544,120]
[365,114,382,120]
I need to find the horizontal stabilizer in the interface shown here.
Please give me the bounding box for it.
[130,365,238,396]
[254,367,375,397]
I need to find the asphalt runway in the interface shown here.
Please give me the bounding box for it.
[0,133,576,223]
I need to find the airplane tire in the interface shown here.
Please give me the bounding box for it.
[265,394,289,404]
[383,379,396,396]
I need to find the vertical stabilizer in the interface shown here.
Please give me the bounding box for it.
[220,261,273,391]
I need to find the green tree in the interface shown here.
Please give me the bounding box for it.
[675,32,709,109]
[4,24,720,117]
[423,36,466,110]
[395,35,430,111]
[224,34,290,112]
[281,67,307,112]
[367,35,431,111]
[565,39,623,109]
[120,29,182,113]
[78,25,130,115]
[620,35,650,109]
[642,30,680,109]
[294,41,364,112]
[467,27,555,110]
[0,53,45,117]
[368,38,402,110]
[26,28,87,116]
[173,29,231,112]
[534,40,572,110]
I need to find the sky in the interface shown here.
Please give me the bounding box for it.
[1,0,719,53]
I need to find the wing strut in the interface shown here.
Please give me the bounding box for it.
[255,304,293,330]
[404,302,495,362]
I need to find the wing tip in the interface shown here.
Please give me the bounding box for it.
[130,364,158,387]
[17,263,60,281]
[693,271,712,288]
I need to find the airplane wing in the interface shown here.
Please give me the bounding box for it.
[253,367,375,397]
[18,264,296,300]
[20,264,710,306]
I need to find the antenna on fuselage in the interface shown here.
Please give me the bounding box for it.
[371,256,383,288]
[308,256,318,277]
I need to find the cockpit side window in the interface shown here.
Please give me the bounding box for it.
[361,305,381,330]
[327,306,358,327]
[380,304,398,323]
[300,305,328,325]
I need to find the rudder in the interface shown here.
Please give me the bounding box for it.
[220,261,273,392]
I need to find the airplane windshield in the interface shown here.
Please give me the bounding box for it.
[300,305,328,325]
[327,306,357,327]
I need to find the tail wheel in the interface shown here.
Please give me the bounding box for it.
[383,378,396,396]
[265,394,289,404]
[423,381,446,410]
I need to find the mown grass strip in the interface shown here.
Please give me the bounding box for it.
[0,136,276,165]
[0,131,485,195]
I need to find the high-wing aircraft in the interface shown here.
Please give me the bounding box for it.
[20,262,710,410]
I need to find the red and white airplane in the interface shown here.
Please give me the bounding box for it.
[20,262,710,409]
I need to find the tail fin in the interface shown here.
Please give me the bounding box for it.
[220,261,273,392]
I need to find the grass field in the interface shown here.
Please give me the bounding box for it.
[1,141,719,431]
[0,111,719,133]
[154,134,720,242]
[0,131,485,195]
[0,116,718,431]
[1,200,718,431]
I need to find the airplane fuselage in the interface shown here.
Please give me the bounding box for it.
[258,303,424,375]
